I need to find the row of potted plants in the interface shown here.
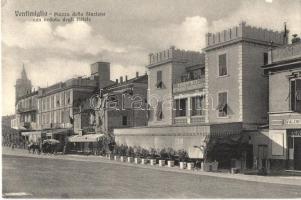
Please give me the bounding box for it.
[105,145,198,170]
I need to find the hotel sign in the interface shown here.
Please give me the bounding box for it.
[173,79,205,93]
[285,119,301,125]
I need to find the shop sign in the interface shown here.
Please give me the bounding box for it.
[286,119,301,125]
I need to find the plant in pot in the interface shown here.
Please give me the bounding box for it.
[166,147,176,167]
[149,148,157,165]
[113,144,120,161]
[134,146,142,164]
[177,149,188,169]
[159,148,168,167]
[141,148,149,164]
[119,144,127,162]
[126,146,134,163]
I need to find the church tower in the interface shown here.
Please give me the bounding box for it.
[15,64,32,102]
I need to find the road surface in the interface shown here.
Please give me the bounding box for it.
[2,154,301,198]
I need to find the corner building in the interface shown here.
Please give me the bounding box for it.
[115,22,286,170]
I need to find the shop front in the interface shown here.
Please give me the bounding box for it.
[67,133,105,155]
[44,128,72,152]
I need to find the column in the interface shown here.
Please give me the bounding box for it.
[187,97,191,124]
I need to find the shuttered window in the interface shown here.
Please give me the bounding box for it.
[291,79,301,112]
[156,101,163,120]
[218,54,227,76]
[156,71,163,88]
[122,116,128,126]
[217,92,228,117]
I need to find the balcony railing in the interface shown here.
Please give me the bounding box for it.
[173,77,205,93]
[17,105,37,113]
[271,42,301,63]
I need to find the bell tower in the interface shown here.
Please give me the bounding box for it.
[15,64,32,102]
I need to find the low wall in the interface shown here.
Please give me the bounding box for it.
[114,123,243,158]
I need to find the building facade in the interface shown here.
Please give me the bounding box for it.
[98,73,148,133]
[11,62,111,150]
[114,47,210,158]
[262,41,301,170]
[114,22,287,170]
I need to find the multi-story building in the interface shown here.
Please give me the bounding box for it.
[69,68,148,153]
[262,39,301,170]
[114,47,208,158]
[203,21,286,169]
[11,62,112,150]
[114,22,287,170]
[99,73,148,134]
[11,66,40,142]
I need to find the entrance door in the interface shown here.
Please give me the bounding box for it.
[294,137,301,170]
[258,145,268,170]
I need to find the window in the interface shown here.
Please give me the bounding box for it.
[290,79,301,112]
[218,54,227,76]
[191,96,204,116]
[107,95,118,108]
[156,70,163,88]
[175,98,187,117]
[156,101,163,120]
[122,116,127,126]
[61,92,65,107]
[56,94,60,106]
[263,52,268,65]
[61,110,64,123]
[217,92,228,117]
[31,113,36,122]
[51,96,54,109]
[66,91,71,105]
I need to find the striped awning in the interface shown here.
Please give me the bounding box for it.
[68,134,104,143]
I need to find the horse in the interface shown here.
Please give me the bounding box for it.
[28,143,41,154]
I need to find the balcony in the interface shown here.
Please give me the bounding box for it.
[17,105,37,113]
[271,42,301,63]
[173,77,205,93]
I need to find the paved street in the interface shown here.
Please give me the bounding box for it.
[2,154,301,198]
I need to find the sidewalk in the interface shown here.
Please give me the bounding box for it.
[2,147,301,186]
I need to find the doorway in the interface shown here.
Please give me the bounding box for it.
[294,137,301,170]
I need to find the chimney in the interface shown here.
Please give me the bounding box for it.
[136,72,139,78]
[115,79,118,83]
[125,75,128,81]
[120,76,123,83]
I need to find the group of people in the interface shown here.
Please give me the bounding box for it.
[27,141,58,154]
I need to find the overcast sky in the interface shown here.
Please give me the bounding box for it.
[1,0,301,116]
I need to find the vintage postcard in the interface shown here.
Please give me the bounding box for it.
[1,0,301,198]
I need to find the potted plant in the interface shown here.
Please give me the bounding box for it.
[159,148,168,167]
[120,144,127,162]
[149,148,157,165]
[166,147,176,167]
[126,146,134,163]
[187,161,195,170]
[178,149,188,169]
[113,144,120,161]
[134,146,142,164]
[141,148,149,164]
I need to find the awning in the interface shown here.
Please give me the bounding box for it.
[21,131,41,136]
[68,134,105,143]
[46,129,71,136]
